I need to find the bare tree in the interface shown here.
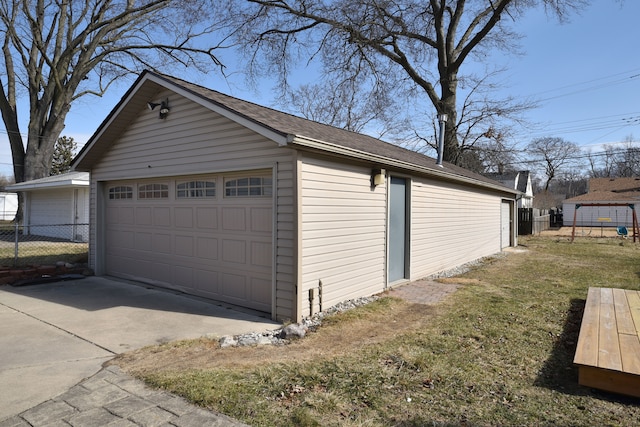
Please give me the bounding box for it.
[474,137,519,174]
[0,0,224,184]
[586,136,640,178]
[614,137,640,177]
[587,144,617,178]
[279,79,403,137]
[218,0,587,165]
[527,137,582,191]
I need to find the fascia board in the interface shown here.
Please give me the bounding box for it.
[6,179,89,191]
[289,135,519,196]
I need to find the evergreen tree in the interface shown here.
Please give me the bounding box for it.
[51,136,77,176]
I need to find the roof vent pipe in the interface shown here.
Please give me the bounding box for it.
[436,113,448,167]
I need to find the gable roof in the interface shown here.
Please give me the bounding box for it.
[484,170,531,195]
[5,171,89,191]
[73,70,516,195]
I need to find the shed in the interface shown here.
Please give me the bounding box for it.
[72,70,518,322]
[563,178,640,228]
[5,172,90,242]
[0,192,18,221]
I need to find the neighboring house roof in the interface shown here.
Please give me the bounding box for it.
[72,70,517,196]
[564,191,640,203]
[564,177,640,204]
[484,170,531,195]
[588,177,640,193]
[5,171,89,191]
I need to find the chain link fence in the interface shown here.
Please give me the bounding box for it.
[0,222,89,268]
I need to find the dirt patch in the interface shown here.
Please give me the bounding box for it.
[538,226,627,238]
[112,298,441,376]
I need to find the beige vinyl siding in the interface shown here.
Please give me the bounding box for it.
[91,90,289,179]
[273,161,296,321]
[411,178,502,278]
[299,155,386,317]
[88,90,296,320]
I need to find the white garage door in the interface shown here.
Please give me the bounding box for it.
[104,172,273,313]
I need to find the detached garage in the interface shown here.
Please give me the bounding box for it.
[72,70,518,322]
[6,172,89,242]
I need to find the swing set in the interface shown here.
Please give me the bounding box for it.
[570,203,640,242]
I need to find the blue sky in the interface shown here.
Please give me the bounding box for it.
[1,1,638,178]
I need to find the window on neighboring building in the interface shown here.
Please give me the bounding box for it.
[108,186,133,200]
[224,176,272,197]
[176,180,216,198]
[138,183,169,199]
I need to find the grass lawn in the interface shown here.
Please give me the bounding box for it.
[115,236,640,426]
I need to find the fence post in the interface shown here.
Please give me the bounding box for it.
[13,221,19,267]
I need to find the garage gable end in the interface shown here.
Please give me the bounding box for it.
[90,88,289,180]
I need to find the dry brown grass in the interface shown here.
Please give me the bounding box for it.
[114,297,440,374]
[114,236,640,426]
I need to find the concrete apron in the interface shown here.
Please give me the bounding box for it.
[0,276,279,420]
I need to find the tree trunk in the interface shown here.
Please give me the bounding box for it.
[440,72,460,164]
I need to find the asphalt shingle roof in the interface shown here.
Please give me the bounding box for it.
[154,72,507,190]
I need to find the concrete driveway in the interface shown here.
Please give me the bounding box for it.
[0,276,279,420]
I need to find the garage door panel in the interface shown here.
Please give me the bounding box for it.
[196,237,218,259]
[114,207,135,224]
[196,207,217,229]
[222,239,246,264]
[135,232,152,251]
[106,207,119,224]
[110,230,134,249]
[252,241,272,267]
[175,207,194,228]
[152,262,172,283]
[105,173,273,314]
[175,235,194,257]
[173,265,193,288]
[250,207,272,232]
[153,207,171,226]
[222,207,246,230]
[222,273,247,300]
[136,207,152,225]
[153,233,172,253]
[251,277,272,310]
[194,269,219,294]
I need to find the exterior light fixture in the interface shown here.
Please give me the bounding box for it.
[147,99,170,119]
[371,168,386,187]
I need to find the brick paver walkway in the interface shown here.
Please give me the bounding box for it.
[0,365,246,427]
[389,279,460,305]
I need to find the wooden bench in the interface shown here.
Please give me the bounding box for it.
[574,287,640,397]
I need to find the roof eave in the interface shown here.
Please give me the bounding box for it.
[289,135,519,196]
[6,179,89,191]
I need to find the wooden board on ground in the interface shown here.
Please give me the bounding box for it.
[574,287,640,398]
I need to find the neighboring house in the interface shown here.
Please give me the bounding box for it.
[5,172,89,241]
[484,171,533,208]
[0,192,18,221]
[72,70,519,322]
[563,177,640,227]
